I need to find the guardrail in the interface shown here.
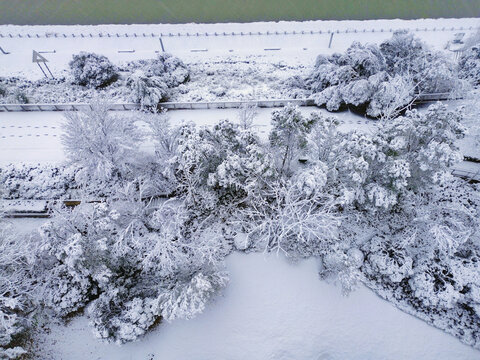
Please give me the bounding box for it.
[0,94,456,112]
[0,99,315,112]
[0,26,478,39]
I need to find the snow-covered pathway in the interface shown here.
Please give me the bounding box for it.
[35,252,480,360]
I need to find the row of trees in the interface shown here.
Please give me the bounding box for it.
[1,99,479,356]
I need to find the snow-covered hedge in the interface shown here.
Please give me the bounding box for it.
[307,31,463,118]
[0,164,78,199]
[69,52,119,88]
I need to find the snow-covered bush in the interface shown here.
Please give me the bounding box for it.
[320,247,364,294]
[128,53,189,88]
[173,119,275,210]
[61,101,144,187]
[363,236,413,283]
[308,31,461,117]
[0,164,78,199]
[69,52,118,88]
[146,53,190,87]
[126,70,168,108]
[10,89,29,104]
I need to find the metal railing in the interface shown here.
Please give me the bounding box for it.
[0,94,456,112]
[0,99,316,112]
[0,26,478,39]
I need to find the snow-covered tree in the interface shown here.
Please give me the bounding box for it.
[308,31,462,117]
[237,102,258,130]
[0,224,28,359]
[459,45,480,86]
[69,52,118,88]
[236,180,339,258]
[269,104,317,175]
[174,119,274,210]
[0,202,45,359]
[61,101,144,187]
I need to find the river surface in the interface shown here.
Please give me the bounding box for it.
[2,0,480,25]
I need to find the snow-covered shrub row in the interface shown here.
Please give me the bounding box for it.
[1,57,306,105]
[307,30,463,117]
[69,52,119,88]
[0,163,78,200]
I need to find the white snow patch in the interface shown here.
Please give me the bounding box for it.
[35,253,480,360]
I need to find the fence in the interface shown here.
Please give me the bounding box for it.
[0,99,316,112]
[0,26,478,39]
[0,94,455,112]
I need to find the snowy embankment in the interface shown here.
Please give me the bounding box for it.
[0,18,478,103]
[33,252,479,360]
[1,18,479,78]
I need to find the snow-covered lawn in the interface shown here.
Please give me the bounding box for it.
[33,252,480,360]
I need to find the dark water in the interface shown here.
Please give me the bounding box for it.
[1,0,480,25]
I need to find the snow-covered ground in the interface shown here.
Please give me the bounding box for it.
[33,252,480,360]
